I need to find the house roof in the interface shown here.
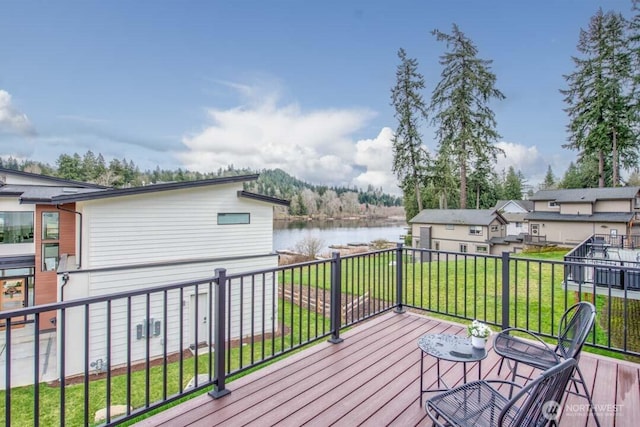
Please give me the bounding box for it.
[21,174,262,204]
[0,185,104,202]
[237,190,290,206]
[409,209,506,226]
[529,187,640,203]
[0,167,108,189]
[525,211,635,223]
[494,200,533,212]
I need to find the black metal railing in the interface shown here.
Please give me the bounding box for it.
[1,245,639,426]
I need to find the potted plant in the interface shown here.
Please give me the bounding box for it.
[467,320,492,349]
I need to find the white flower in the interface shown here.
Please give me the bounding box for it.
[468,320,492,338]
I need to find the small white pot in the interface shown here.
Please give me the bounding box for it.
[471,335,487,349]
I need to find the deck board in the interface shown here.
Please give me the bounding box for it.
[134,312,639,427]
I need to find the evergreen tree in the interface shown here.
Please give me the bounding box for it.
[562,9,636,187]
[430,24,505,208]
[502,166,525,200]
[56,153,82,180]
[390,48,430,218]
[541,165,556,190]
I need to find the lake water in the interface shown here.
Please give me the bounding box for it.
[273,219,408,253]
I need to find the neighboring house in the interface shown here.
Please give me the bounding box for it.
[0,169,289,377]
[494,200,533,236]
[409,209,508,255]
[0,168,106,323]
[526,187,640,246]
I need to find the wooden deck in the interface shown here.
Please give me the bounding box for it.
[135,312,640,427]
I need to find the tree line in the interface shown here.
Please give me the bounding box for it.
[392,2,640,221]
[0,153,403,219]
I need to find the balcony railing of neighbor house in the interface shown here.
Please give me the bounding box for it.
[565,235,640,297]
[1,245,639,425]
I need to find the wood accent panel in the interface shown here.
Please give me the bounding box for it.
[34,203,76,330]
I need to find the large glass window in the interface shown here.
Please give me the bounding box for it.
[0,212,34,244]
[42,243,59,271]
[42,212,59,240]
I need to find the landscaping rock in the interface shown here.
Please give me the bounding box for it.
[94,405,130,423]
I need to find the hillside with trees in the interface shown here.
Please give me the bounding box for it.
[0,153,403,220]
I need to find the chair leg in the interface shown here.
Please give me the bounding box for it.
[508,360,518,399]
[498,357,504,375]
[574,366,601,427]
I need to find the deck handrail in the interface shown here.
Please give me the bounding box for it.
[1,247,639,425]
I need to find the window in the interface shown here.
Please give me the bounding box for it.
[476,245,488,253]
[445,224,454,230]
[42,243,59,271]
[0,212,34,244]
[217,213,250,225]
[515,222,522,228]
[548,201,559,208]
[469,225,482,236]
[42,212,59,240]
[490,225,499,232]
[459,244,468,253]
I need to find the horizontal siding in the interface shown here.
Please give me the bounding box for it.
[80,184,275,269]
[63,257,278,376]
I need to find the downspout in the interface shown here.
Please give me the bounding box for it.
[56,204,82,269]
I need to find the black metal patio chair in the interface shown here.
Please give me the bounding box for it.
[493,301,600,427]
[425,358,577,427]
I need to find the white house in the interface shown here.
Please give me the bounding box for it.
[6,172,288,378]
[494,200,533,236]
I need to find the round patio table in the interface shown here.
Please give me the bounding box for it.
[418,333,488,405]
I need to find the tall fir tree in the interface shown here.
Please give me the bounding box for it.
[429,24,505,209]
[562,9,636,187]
[390,48,430,220]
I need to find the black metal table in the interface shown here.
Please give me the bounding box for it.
[418,333,488,405]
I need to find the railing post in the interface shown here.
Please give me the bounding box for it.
[209,268,231,398]
[329,252,344,344]
[394,243,405,313]
[501,252,511,330]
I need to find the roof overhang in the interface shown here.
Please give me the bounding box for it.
[237,190,290,206]
[22,174,261,204]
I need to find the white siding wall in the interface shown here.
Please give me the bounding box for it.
[78,183,273,269]
[60,183,280,377]
[61,256,278,377]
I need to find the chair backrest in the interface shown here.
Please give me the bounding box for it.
[556,301,596,360]
[499,358,577,427]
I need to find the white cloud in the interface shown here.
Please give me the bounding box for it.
[178,85,388,189]
[352,127,400,195]
[495,141,545,181]
[0,90,35,135]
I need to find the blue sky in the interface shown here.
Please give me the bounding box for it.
[0,0,634,194]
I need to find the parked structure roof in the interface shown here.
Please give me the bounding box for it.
[409,209,506,225]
